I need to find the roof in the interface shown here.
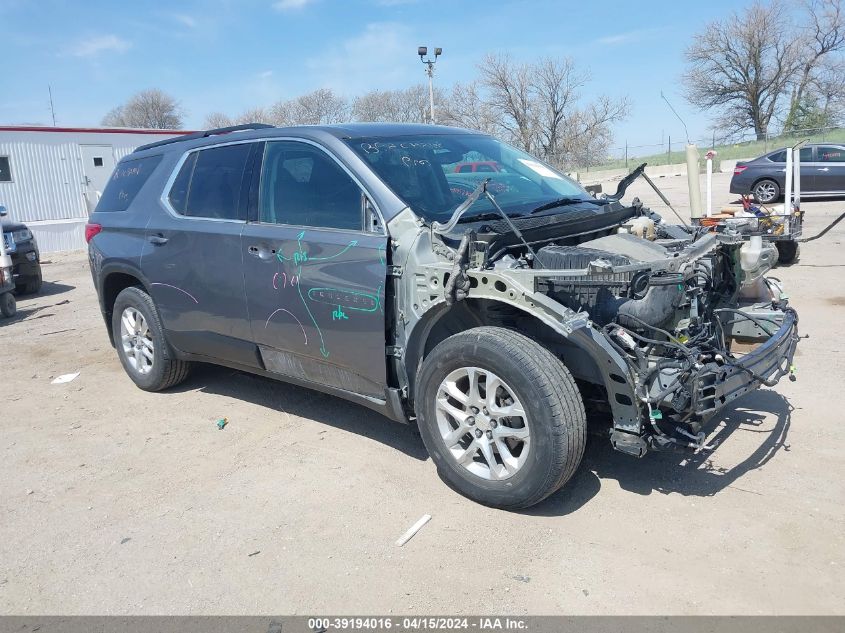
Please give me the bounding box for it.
[131,122,482,155]
[0,125,194,136]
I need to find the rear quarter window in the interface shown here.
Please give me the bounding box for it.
[95,154,163,212]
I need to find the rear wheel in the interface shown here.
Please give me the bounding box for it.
[112,286,191,391]
[416,326,586,509]
[753,179,780,204]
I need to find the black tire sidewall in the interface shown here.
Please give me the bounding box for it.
[111,287,172,391]
[1,292,16,317]
[416,331,577,508]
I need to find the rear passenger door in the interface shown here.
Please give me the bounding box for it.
[812,145,845,194]
[241,140,388,398]
[143,141,261,367]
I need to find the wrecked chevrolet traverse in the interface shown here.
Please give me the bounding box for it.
[87,123,799,509]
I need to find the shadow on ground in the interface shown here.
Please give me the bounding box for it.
[25,280,76,298]
[528,389,793,517]
[174,363,429,461]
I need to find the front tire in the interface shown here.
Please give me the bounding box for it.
[753,179,780,204]
[111,286,191,391]
[16,268,42,295]
[416,326,586,509]
[0,292,16,318]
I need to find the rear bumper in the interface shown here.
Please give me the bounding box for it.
[695,308,799,419]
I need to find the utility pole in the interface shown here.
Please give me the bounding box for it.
[48,85,57,126]
[418,46,442,124]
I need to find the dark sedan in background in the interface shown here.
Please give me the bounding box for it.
[729,143,845,203]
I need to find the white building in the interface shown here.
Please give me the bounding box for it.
[0,126,189,252]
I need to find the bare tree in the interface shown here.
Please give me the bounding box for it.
[469,54,628,168]
[203,112,233,129]
[352,85,445,123]
[102,89,185,129]
[784,0,845,129]
[683,1,802,140]
[478,53,537,152]
[439,81,499,135]
[271,88,349,126]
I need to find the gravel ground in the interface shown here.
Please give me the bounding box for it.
[0,172,843,615]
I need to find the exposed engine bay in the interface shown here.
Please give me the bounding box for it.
[392,187,800,458]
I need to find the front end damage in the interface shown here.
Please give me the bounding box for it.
[390,205,799,458]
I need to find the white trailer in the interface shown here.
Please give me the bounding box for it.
[0,126,190,252]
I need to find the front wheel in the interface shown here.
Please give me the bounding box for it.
[0,292,16,318]
[111,286,191,391]
[416,327,586,509]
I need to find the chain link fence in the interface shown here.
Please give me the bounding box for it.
[572,125,845,174]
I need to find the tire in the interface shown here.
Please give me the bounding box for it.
[111,286,191,391]
[752,179,780,204]
[415,326,586,509]
[15,267,42,295]
[0,292,16,318]
[776,240,800,265]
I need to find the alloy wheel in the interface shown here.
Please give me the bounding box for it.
[434,367,530,480]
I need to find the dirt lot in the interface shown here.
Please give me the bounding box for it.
[1,172,843,615]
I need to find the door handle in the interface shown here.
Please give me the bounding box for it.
[817,167,830,171]
[148,235,168,245]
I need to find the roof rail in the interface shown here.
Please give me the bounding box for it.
[134,123,275,153]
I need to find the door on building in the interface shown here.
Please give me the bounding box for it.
[79,145,116,212]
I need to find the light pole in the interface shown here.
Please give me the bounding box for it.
[418,46,442,124]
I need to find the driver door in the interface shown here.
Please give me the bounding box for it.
[241,140,389,398]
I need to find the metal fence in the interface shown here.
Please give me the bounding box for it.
[577,125,845,173]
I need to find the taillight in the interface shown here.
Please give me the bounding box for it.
[85,223,102,243]
[734,165,747,175]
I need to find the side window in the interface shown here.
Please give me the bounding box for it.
[818,146,845,162]
[168,152,197,214]
[800,147,813,162]
[96,154,163,212]
[476,164,495,172]
[768,151,786,163]
[259,141,363,230]
[169,144,251,220]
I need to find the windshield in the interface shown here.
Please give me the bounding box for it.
[346,133,591,222]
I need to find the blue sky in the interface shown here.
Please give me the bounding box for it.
[0,0,766,153]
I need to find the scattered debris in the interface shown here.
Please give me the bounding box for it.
[120,537,131,545]
[41,328,76,336]
[25,489,33,496]
[248,550,261,557]
[216,418,228,430]
[51,372,79,385]
[395,514,432,547]
[512,575,530,583]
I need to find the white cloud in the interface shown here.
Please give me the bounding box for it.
[375,0,418,5]
[259,70,274,79]
[305,22,418,94]
[171,13,198,29]
[595,29,659,46]
[70,34,131,57]
[273,0,314,11]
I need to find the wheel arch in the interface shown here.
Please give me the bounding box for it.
[99,263,154,346]
[404,297,608,402]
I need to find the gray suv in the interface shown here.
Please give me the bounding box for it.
[87,123,799,509]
